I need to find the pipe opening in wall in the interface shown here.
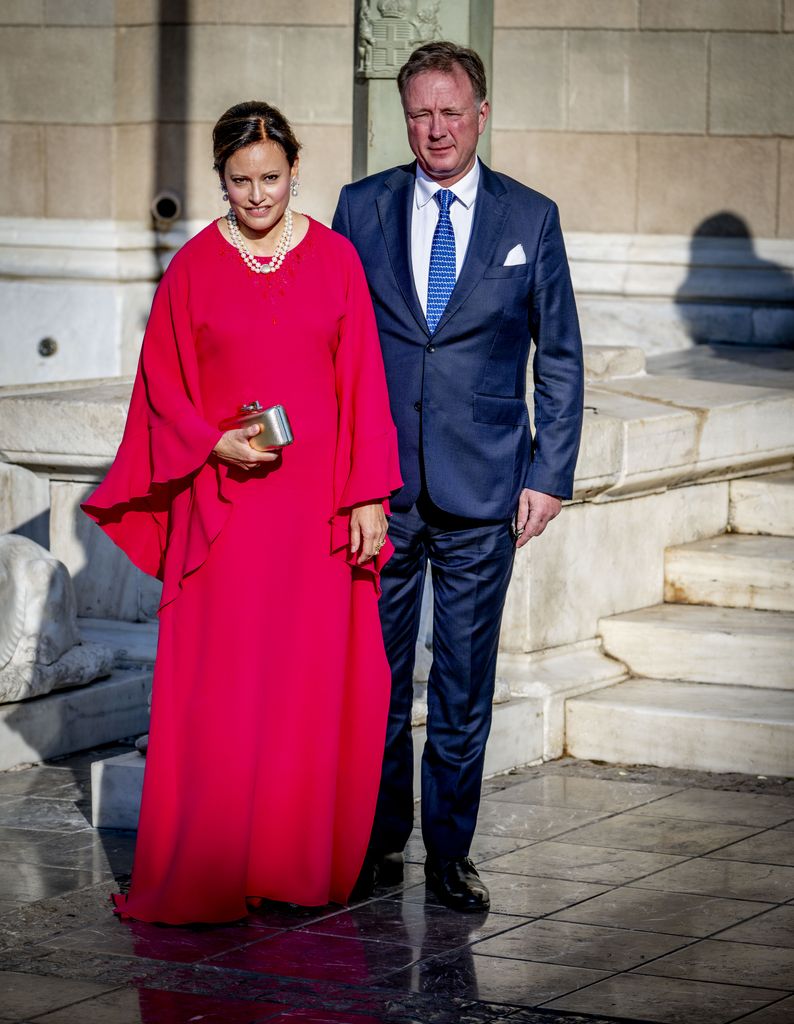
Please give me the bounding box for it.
[151,190,182,227]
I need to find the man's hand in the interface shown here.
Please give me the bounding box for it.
[514,488,562,549]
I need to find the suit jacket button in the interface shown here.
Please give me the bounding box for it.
[426,343,435,353]
[414,401,422,411]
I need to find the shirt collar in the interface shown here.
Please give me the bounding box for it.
[414,158,480,211]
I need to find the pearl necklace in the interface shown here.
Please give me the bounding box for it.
[226,207,293,275]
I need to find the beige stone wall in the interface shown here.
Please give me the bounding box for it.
[492,0,794,237]
[0,0,353,224]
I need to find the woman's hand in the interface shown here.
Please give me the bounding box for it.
[213,425,280,470]
[350,502,388,565]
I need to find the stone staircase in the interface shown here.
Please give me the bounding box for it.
[566,470,794,776]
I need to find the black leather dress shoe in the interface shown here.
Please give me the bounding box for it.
[350,851,405,901]
[425,856,490,912]
[378,851,405,886]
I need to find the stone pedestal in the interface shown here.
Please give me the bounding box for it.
[352,0,493,179]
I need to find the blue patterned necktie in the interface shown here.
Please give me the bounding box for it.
[426,189,457,333]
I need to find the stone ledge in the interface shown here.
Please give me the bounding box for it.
[584,344,646,381]
[0,381,132,474]
[79,618,158,667]
[576,376,794,500]
[0,669,152,772]
[2,369,792,499]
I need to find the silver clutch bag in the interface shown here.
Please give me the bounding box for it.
[218,401,294,451]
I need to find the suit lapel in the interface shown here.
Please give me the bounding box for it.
[376,164,429,337]
[433,162,509,337]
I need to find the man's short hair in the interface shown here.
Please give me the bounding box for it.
[397,42,487,106]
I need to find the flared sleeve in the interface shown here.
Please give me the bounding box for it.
[330,240,403,581]
[81,248,227,609]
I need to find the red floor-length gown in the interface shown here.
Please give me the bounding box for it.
[83,218,402,924]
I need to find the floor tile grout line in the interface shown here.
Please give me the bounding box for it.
[7,981,128,1023]
[478,840,786,921]
[531,959,790,1024]
[696,900,794,942]
[0,856,118,876]
[474,801,775,854]
[468,925,699,973]
[622,879,785,906]
[630,962,794,994]
[390,860,781,940]
[198,927,429,968]
[491,819,772,860]
[724,990,794,1024]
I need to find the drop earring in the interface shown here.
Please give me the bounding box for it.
[221,181,229,202]
[290,177,299,198]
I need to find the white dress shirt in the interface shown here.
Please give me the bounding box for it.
[410,159,480,316]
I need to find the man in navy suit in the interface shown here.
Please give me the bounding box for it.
[333,42,583,912]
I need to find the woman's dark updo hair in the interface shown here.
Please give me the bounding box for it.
[212,101,302,177]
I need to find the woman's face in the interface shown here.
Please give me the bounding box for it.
[222,139,297,237]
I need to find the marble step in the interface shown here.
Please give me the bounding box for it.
[730,470,794,537]
[664,533,794,612]
[565,678,794,775]
[600,604,794,688]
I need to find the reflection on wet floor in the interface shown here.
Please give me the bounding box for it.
[0,745,792,1023]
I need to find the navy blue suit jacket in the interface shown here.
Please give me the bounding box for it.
[332,160,584,518]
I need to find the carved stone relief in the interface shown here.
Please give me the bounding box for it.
[357,0,442,78]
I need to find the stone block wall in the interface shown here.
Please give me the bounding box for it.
[3,1,793,236]
[491,0,794,239]
[0,0,354,225]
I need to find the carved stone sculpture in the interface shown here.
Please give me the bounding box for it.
[357,0,444,78]
[0,534,113,703]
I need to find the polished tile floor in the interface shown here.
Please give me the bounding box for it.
[0,746,792,1024]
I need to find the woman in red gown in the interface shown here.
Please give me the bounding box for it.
[83,102,402,925]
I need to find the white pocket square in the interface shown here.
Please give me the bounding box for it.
[503,243,526,266]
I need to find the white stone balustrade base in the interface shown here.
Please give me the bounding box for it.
[0,669,152,773]
[90,695,544,831]
[1,335,793,778]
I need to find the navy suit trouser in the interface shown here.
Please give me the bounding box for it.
[371,490,516,862]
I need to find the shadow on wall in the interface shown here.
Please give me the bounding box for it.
[153,0,189,239]
[674,212,794,349]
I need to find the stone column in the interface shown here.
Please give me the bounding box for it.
[352,0,494,180]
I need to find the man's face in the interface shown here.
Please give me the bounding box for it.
[402,66,489,187]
